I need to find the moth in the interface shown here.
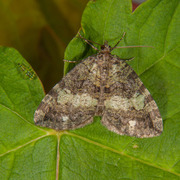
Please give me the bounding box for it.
[18,63,35,80]
[34,32,163,138]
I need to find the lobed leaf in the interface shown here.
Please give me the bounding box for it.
[0,0,180,179]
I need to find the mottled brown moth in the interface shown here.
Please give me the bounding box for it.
[34,32,163,138]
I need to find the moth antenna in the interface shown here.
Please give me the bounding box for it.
[111,32,126,50]
[113,45,154,49]
[78,32,99,51]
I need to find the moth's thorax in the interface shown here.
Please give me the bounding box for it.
[98,45,112,64]
[100,42,111,54]
[95,44,113,116]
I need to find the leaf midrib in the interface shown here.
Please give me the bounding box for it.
[1,131,179,177]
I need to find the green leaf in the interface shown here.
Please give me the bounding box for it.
[1,0,180,179]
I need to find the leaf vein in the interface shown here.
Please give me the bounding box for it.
[0,103,47,132]
[0,135,48,157]
[65,132,180,177]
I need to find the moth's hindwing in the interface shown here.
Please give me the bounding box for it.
[101,58,163,138]
[34,56,98,130]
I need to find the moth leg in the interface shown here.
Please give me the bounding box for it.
[120,57,135,61]
[63,59,77,63]
[78,32,99,51]
[113,55,135,62]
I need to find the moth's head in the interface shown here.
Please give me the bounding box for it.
[100,41,111,53]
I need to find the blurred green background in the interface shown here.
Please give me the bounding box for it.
[0,0,141,93]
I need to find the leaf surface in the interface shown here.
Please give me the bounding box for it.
[0,0,180,179]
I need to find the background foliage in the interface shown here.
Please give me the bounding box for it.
[0,0,179,179]
[0,0,88,92]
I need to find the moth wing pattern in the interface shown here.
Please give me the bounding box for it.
[101,57,163,138]
[34,56,99,130]
[34,33,163,138]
